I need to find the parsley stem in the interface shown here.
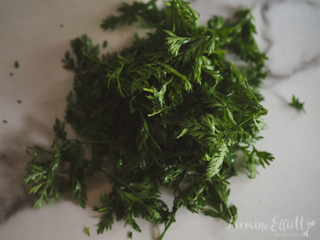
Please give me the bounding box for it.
[151,60,188,81]
[83,51,101,63]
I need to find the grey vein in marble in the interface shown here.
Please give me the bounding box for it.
[0,149,33,223]
[260,0,320,80]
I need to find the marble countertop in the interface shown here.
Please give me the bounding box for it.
[1,0,320,239]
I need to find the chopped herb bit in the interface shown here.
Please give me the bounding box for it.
[24,1,273,239]
[14,61,19,68]
[17,100,22,104]
[60,24,64,28]
[102,40,108,48]
[290,95,305,112]
[128,231,133,239]
[10,72,13,76]
[86,227,90,236]
[3,120,7,124]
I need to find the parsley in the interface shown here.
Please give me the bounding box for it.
[102,40,108,48]
[3,120,7,124]
[289,95,305,113]
[14,61,19,68]
[86,227,90,236]
[17,100,22,104]
[24,1,273,239]
[100,0,163,30]
[10,72,13,76]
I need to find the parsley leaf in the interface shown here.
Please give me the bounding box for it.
[86,227,90,236]
[100,0,164,30]
[289,95,305,113]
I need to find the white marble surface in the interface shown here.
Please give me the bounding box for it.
[1,0,320,239]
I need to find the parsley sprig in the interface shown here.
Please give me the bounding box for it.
[24,1,273,239]
[290,95,305,113]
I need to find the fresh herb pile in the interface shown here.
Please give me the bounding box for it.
[24,0,274,239]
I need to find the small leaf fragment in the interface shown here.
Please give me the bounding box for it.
[289,95,305,113]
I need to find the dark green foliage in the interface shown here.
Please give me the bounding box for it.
[14,61,19,68]
[24,119,92,209]
[102,40,108,49]
[25,1,273,239]
[101,0,164,30]
[290,95,305,113]
[240,145,274,178]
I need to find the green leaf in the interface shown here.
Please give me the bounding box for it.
[289,95,305,113]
